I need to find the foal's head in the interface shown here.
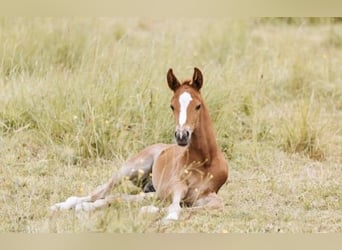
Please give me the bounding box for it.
[167,67,204,146]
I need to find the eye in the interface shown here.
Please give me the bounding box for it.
[195,104,201,110]
[170,104,174,111]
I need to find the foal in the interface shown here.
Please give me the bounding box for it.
[51,68,228,222]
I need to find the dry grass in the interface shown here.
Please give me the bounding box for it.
[0,18,341,232]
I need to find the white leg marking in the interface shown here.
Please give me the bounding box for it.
[164,203,181,221]
[178,92,192,126]
[75,199,108,212]
[163,192,183,223]
[50,195,91,211]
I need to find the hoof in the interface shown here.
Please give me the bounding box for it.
[161,212,179,224]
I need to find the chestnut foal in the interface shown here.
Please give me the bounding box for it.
[51,68,228,222]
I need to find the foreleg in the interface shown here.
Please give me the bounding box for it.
[161,185,187,223]
[192,192,224,209]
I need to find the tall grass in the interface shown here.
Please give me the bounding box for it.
[0,18,341,232]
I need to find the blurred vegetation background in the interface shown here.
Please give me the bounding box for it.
[0,17,341,232]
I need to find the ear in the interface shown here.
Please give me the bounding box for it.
[192,67,203,91]
[167,68,181,91]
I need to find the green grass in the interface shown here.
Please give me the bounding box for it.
[0,18,341,232]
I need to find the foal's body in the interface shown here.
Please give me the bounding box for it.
[51,68,228,222]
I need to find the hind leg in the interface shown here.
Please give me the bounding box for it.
[75,192,156,212]
[51,143,169,211]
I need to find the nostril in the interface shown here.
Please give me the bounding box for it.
[185,131,190,137]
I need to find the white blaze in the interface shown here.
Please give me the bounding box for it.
[178,92,193,126]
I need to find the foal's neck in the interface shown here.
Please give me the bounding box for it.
[188,103,219,165]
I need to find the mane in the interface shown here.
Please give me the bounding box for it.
[181,80,192,86]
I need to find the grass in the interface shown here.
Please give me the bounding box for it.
[0,18,341,233]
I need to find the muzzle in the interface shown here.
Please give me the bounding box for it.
[175,127,191,146]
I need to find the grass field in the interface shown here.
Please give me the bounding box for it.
[0,18,341,232]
